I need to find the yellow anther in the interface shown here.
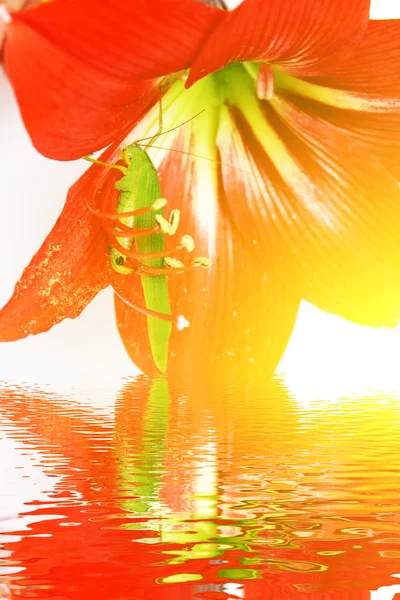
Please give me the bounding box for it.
[155,214,173,234]
[193,257,212,268]
[168,209,180,235]
[110,247,135,275]
[164,257,185,268]
[152,197,168,210]
[155,209,180,236]
[181,235,195,252]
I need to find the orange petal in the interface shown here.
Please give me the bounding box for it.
[219,94,400,327]
[279,20,400,183]
[0,145,123,341]
[283,97,400,184]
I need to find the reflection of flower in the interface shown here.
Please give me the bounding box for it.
[1,378,400,598]
[3,0,400,377]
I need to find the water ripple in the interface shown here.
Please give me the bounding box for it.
[0,376,399,598]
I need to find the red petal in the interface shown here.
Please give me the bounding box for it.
[13,0,223,79]
[220,96,400,327]
[0,147,121,341]
[270,21,400,184]
[284,95,400,186]
[307,20,400,96]
[5,21,159,159]
[187,0,370,86]
[6,0,223,159]
[110,106,299,379]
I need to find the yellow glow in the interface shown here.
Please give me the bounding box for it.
[192,441,219,519]
[278,302,400,403]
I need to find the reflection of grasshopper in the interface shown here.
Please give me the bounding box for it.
[115,377,222,558]
[114,378,262,573]
[117,377,171,517]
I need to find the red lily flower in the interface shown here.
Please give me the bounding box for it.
[1,0,400,376]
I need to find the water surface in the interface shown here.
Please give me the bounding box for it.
[1,376,400,599]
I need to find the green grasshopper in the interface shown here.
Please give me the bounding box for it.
[84,98,210,374]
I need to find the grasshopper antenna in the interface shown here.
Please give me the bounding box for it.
[139,111,206,149]
[141,144,278,185]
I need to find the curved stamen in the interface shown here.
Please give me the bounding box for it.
[113,288,181,325]
[86,198,167,221]
[104,221,137,234]
[125,260,211,276]
[110,236,193,260]
[103,223,161,238]
[90,169,210,280]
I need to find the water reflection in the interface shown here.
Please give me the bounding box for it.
[0,377,399,599]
